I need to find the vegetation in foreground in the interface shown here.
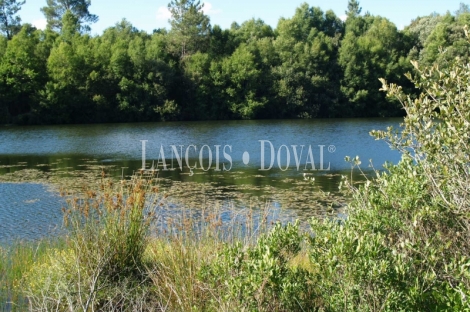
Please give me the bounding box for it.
[2,42,470,311]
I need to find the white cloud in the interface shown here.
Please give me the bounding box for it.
[202,2,221,15]
[32,19,47,30]
[339,14,348,22]
[156,6,171,21]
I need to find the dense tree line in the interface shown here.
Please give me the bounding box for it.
[0,0,468,124]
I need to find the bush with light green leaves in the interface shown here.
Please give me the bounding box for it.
[202,221,317,311]
[308,35,470,310]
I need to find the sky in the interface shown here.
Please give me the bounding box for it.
[19,0,468,36]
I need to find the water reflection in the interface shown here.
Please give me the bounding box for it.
[0,118,401,179]
[0,118,402,241]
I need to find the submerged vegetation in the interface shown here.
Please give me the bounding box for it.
[2,46,470,310]
[1,0,470,123]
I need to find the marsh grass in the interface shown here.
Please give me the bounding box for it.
[0,239,63,311]
[24,172,164,310]
[0,164,348,312]
[3,160,467,311]
[0,169,296,311]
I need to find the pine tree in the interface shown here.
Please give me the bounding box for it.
[346,0,362,18]
[41,0,98,32]
[167,0,210,58]
[0,0,24,39]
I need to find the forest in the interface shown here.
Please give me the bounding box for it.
[0,0,470,124]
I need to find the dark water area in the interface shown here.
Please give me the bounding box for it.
[0,118,402,186]
[0,118,402,241]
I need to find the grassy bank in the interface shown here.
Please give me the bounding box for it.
[0,171,305,310]
[0,173,311,311]
[1,163,469,311]
[0,240,56,311]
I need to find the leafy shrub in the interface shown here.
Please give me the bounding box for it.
[307,41,470,310]
[204,221,317,311]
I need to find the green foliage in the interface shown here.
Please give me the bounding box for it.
[36,19,180,123]
[339,15,411,117]
[310,160,439,310]
[220,44,268,119]
[0,240,59,311]
[0,33,5,55]
[208,24,236,58]
[205,221,316,311]
[0,0,24,40]
[421,14,470,66]
[405,14,444,55]
[274,5,343,118]
[230,18,274,46]
[377,55,470,237]
[41,14,94,123]
[0,1,469,124]
[41,0,98,32]
[181,51,214,119]
[168,0,210,58]
[305,38,470,310]
[346,0,362,18]
[0,24,46,123]
[406,8,470,69]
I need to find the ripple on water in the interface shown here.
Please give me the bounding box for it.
[0,183,65,242]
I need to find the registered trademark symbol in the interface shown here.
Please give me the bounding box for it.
[328,145,336,153]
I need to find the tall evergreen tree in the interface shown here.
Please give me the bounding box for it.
[41,0,98,32]
[346,0,362,18]
[0,0,24,39]
[167,0,210,58]
[455,2,470,17]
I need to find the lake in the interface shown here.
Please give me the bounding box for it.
[0,118,402,241]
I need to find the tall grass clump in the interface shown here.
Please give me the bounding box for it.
[143,197,288,311]
[25,172,162,311]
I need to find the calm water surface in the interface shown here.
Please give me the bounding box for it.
[0,118,402,241]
